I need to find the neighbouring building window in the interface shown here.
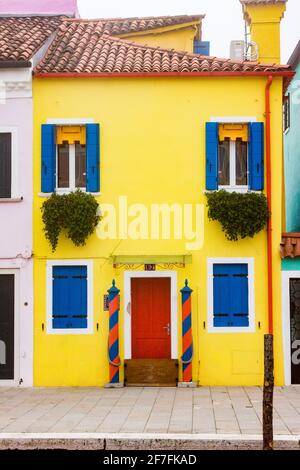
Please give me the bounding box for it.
[284,94,290,132]
[206,122,264,191]
[41,123,100,193]
[208,259,255,332]
[0,133,12,198]
[52,265,88,329]
[193,40,210,56]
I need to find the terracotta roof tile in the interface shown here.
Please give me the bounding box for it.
[35,22,291,74]
[64,15,204,36]
[281,234,300,259]
[0,16,64,62]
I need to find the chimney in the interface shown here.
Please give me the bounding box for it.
[240,0,287,64]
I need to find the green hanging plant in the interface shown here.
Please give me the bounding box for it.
[41,190,101,252]
[205,190,270,241]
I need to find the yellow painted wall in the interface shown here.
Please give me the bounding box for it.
[244,4,286,63]
[119,26,197,53]
[33,76,284,387]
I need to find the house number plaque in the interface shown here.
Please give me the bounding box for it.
[145,264,156,271]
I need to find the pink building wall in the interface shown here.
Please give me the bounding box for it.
[0,94,33,387]
[0,98,33,258]
[0,0,79,16]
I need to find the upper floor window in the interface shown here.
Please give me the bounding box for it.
[218,138,248,189]
[206,121,264,192]
[41,123,100,194]
[0,133,11,198]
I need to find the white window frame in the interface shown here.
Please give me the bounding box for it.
[0,127,18,199]
[210,117,257,194]
[219,139,249,192]
[46,260,93,335]
[56,142,86,193]
[207,258,255,333]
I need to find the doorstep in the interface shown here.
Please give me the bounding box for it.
[124,359,179,387]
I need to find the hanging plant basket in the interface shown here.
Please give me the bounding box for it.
[205,190,270,241]
[41,190,101,252]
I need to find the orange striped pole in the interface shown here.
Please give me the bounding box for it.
[181,280,193,383]
[108,280,121,384]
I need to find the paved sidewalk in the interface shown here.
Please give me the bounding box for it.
[0,386,299,436]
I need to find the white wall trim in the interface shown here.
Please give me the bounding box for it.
[46,260,94,335]
[281,270,300,386]
[46,119,95,125]
[124,271,178,360]
[0,269,20,387]
[0,127,19,199]
[207,257,255,334]
[210,117,257,123]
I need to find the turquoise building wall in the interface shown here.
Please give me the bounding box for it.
[284,62,300,232]
[282,259,300,271]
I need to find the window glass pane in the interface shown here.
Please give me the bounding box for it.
[235,139,248,186]
[0,133,11,198]
[218,139,230,186]
[57,142,69,188]
[75,143,86,188]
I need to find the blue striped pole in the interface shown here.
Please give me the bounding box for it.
[181,280,193,383]
[108,280,121,384]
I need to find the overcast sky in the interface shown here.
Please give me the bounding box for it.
[77,0,299,63]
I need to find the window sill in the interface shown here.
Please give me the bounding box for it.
[208,326,255,334]
[0,197,23,203]
[218,186,249,193]
[39,192,101,197]
[204,188,253,194]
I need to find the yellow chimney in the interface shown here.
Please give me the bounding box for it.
[240,0,287,64]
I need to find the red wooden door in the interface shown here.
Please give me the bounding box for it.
[131,278,171,359]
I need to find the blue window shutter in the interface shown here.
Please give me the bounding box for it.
[194,40,210,56]
[213,266,231,327]
[206,122,218,190]
[213,264,249,327]
[249,122,264,191]
[86,124,100,192]
[52,266,88,329]
[41,124,56,193]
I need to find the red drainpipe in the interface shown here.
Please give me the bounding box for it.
[265,75,273,335]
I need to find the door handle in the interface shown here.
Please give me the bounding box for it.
[126,302,131,315]
[163,323,170,336]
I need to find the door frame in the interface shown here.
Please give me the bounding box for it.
[281,270,300,386]
[0,269,19,386]
[124,271,178,360]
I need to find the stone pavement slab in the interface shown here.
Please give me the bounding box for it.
[0,386,299,437]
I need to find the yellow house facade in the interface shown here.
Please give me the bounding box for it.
[32,3,293,387]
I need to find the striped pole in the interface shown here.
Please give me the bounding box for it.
[108,280,121,384]
[180,280,193,383]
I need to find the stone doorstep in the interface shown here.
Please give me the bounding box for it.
[0,433,299,451]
